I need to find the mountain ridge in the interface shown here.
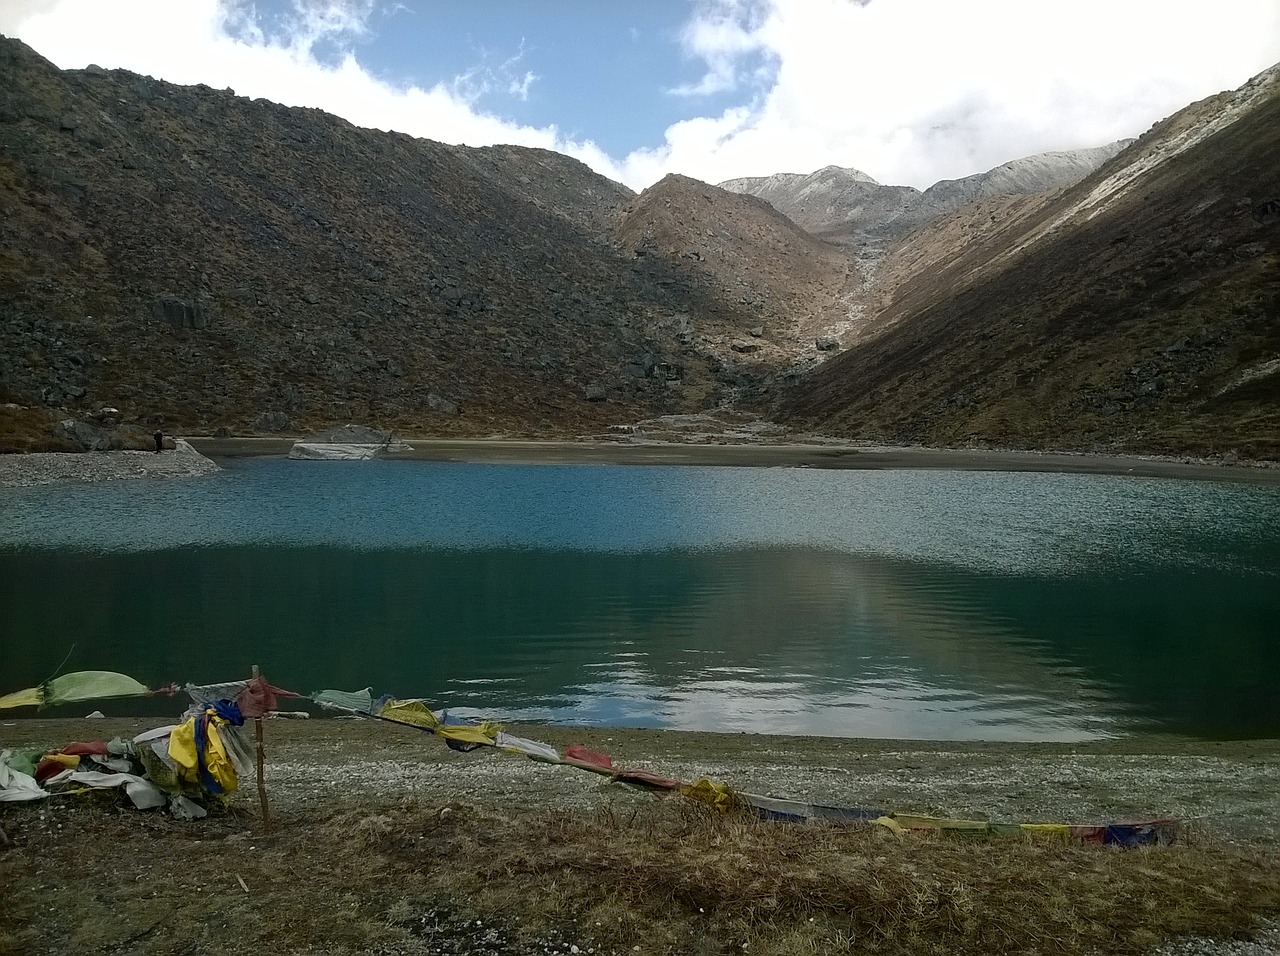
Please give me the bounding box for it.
[0,36,753,436]
[2,34,1277,460]
[717,141,1132,247]
[780,62,1280,458]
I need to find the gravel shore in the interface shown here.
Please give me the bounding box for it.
[11,718,1279,845]
[0,439,221,488]
[4,436,1279,489]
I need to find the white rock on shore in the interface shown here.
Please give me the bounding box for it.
[0,439,221,488]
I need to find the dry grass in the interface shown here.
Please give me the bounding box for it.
[3,722,1280,954]
[0,405,75,454]
[345,800,1280,956]
[2,789,1278,955]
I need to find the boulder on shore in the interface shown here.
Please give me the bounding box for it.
[288,423,412,460]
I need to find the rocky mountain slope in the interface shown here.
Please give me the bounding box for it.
[718,165,920,246]
[780,66,1280,458]
[715,145,1135,371]
[919,143,1132,217]
[0,36,833,438]
[718,143,1129,247]
[2,32,1275,460]
[614,174,854,385]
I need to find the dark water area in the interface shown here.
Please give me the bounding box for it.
[2,458,1278,740]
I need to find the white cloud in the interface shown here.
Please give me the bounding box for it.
[449,37,537,103]
[4,0,1280,193]
[508,70,537,101]
[278,0,376,50]
[0,0,61,33]
[630,0,1280,188]
[669,0,772,96]
[496,41,537,102]
[4,0,575,156]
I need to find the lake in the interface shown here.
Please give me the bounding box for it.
[2,457,1278,740]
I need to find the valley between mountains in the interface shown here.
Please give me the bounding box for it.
[1,36,1277,460]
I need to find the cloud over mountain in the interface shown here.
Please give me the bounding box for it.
[3,0,1278,190]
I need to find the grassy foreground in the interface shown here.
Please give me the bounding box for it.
[2,721,1279,955]
[362,800,1280,955]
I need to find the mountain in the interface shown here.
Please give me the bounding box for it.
[919,143,1133,214]
[2,32,1277,461]
[613,174,853,387]
[717,143,1130,247]
[779,65,1280,459]
[0,36,793,439]
[718,165,920,245]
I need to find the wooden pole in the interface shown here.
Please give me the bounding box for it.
[252,664,271,833]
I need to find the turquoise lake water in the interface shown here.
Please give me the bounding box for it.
[2,458,1278,740]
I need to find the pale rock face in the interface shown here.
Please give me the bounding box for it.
[718,143,1131,245]
[919,142,1134,215]
[719,166,919,242]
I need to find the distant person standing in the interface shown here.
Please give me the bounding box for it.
[153,430,164,453]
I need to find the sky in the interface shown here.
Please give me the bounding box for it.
[3,0,1280,192]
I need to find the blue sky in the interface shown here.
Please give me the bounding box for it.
[4,1,1280,191]
[260,0,764,155]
